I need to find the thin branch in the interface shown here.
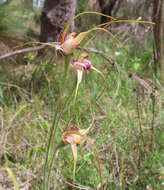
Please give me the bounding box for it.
[0,44,46,61]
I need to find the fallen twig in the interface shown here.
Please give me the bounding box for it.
[0,44,46,61]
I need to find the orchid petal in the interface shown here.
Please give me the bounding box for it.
[79,125,92,135]
[71,144,77,182]
[74,70,83,104]
[77,69,83,85]
[91,66,104,78]
[62,11,116,40]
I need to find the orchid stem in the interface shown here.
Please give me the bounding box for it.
[43,54,72,190]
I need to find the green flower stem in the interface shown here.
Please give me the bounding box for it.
[43,55,72,190]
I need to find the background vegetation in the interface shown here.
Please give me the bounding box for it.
[0,0,163,189]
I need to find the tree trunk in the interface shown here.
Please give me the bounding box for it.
[40,0,76,42]
[153,0,164,81]
[98,0,118,23]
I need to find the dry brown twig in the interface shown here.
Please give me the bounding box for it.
[0,44,46,61]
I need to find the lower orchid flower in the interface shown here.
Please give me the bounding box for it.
[72,53,104,103]
[62,125,93,182]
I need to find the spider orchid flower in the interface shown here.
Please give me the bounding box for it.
[55,25,123,55]
[56,29,96,55]
[62,126,93,182]
[55,32,81,55]
[72,53,103,102]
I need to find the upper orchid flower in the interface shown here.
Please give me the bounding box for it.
[60,32,79,55]
[56,29,100,55]
[56,32,84,55]
[55,24,123,56]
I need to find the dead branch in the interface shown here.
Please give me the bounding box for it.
[0,44,46,61]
